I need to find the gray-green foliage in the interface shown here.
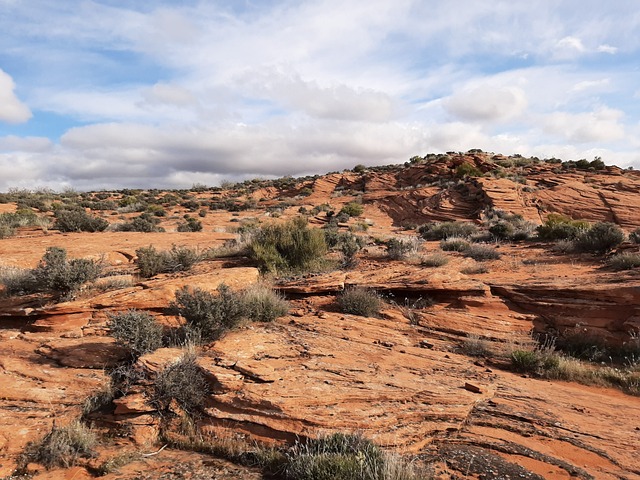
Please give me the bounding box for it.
[53,209,109,232]
[33,247,102,299]
[135,245,202,277]
[171,284,245,342]
[22,421,97,470]
[153,352,209,415]
[572,221,625,253]
[107,310,164,359]
[418,221,477,240]
[338,287,382,317]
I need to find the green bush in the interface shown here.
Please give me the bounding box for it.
[339,202,364,218]
[572,222,625,253]
[249,217,327,273]
[153,352,209,416]
[455,162,482,177]
[22,421,97,469]
[418,221,477,240]
[32,247,102,300]
[462,244,501,261]
[338,287,382,317]
[135,245,202,277]
[107,310,164,359]
[536,214,589,240]
[629,228,640,244]
[510,349,559,374]
[53,209,109,232]
[171,284,245,342]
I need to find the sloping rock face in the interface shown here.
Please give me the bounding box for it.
[1,152,640,479]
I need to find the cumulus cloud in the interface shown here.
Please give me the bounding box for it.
[444,85,527,122]
[0,69,31,123]
[0,135,52,152]
[543,107,625,143]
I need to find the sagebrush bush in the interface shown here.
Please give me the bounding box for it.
[153,352,209,415]
[22,420,97,469]
[338,287,382,317]
[386,237,421,260]
[171,284,245,342]
[572,221,625,253]
[0,266,36,295]
[53,209,109,232]
[630,228,640,244]
[114,213,163,232]
[281,432,423,480]
[418,221,477,240]
[242,283,289,322]
[31,247,102,299]
[420,253,449,267]
[462,244,501,261]
[135,245,202,277]
[249,217,327,273]
[609,252,640,271]
[177,217,203,232]
[0,209,48,238]
[439,237,470,252]
[107,310,164,358]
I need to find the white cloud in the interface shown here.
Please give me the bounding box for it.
[597,44,617,54]
[444,85,527,122]
[0,69,31,123]
[0,135,52,152]
[543,107,625,143]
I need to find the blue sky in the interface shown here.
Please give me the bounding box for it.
[1,0,639,190]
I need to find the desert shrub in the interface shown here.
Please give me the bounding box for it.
[115,213,163,232]
[439,237,470,252]
[462,244,501,261]
[510,349,559,374]
[460,264,489,274]
[420,253,449,267]
[536,214,589,240]
[488,221,515,240]
[339,202,364,218]
[177,217,203,232]
[53,209,109,232]
[461,334,492,357]
[338,287,382,317]
[107,310,164,359]
[386,237,421,260]
[572,221,625,253]
[609,252,640,271]
[0,209,44,236]
[135,245,202,277]
[629,228,640,244]
[338,233,365,268]
[0,266,37,295]
[280,432,424,480]
[249,217,327,273]
[455,162,482,177]
[153,352,209,416]
[282,433,384,480]
[242,283,289,322]
[22,420,97,469]
[418,221,477,240]
[32,247,102,299]
[171,284,245,342]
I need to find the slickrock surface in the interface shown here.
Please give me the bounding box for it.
[0,152,639,479]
